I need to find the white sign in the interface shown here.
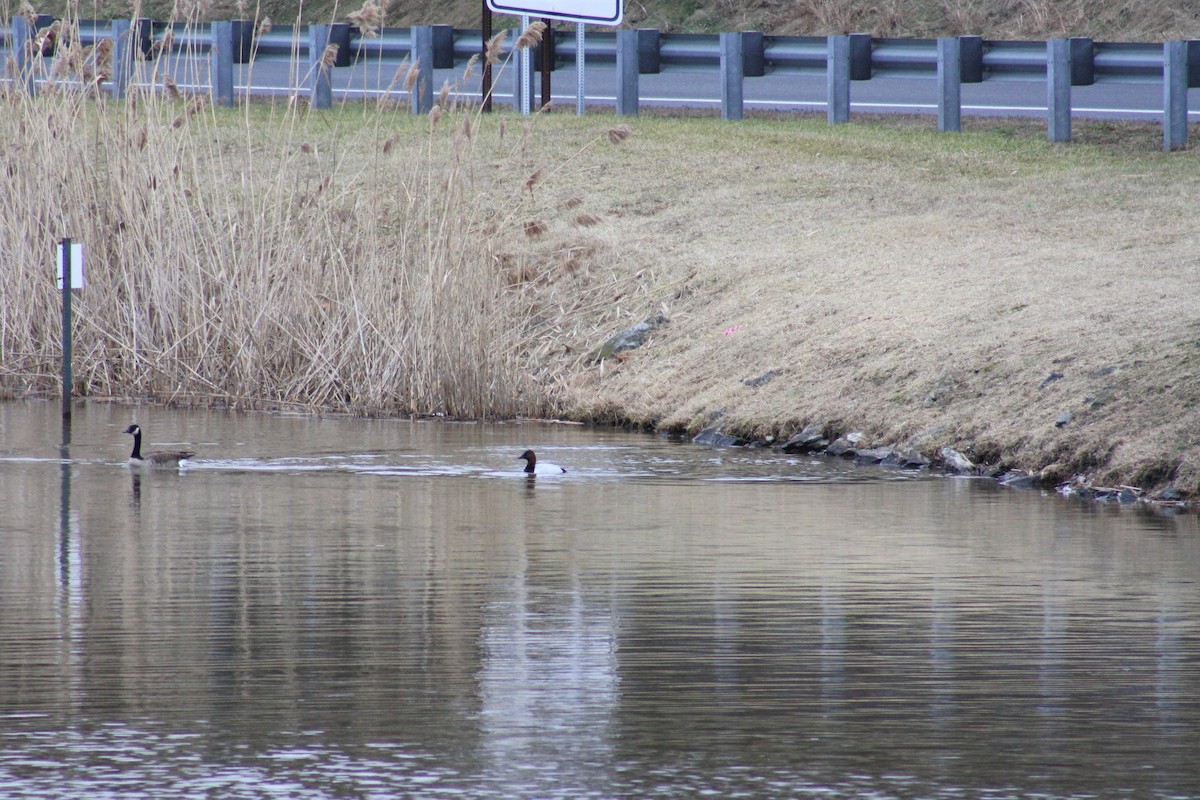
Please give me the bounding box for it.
[56,242,85,289]
[486,0,622,26]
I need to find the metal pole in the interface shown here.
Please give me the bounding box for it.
[937,37,962,132]
[576,23,585,115]
[61,237,72,419]
[1163,41,1189,151]
[520,14,532,116]
[541,17,552,109]
[719,31,744,121]
[477,3,492,112]
[309,24,332,109]
[110,19,133,100]
[481,1,493,112]
[411,25,434,114]
[1047,39,1072,142]
[827,35,851,124]
[615,28,638,116]
[12,16,36,95]
[211,20,235,107]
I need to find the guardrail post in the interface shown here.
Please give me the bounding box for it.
[848,33,872,80]
[309,24,333,109]
[720,32,744,121]
[937,37,961,132]
[742,31,765,77]
[1070,37,1094,85]
[134,17,153,57]
[1047,38,1071,142]
[232,19,255,62]
[1164,41,1189,151]
[329,23,352,67]
[960,35,984,82]
[827,35,851,124]
[615,28,639,116]
[110,19,135,99]
[410,25,434,114]
[638,28,661,74]
[210,20,235,107]
[431,24,454,68]
[12,16,36,95]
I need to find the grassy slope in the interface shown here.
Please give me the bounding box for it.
[33,0,1200,39]
[502,113,1200,496]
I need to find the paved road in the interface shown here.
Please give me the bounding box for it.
[195,57,1200,122]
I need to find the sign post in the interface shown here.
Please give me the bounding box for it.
[482,0,493,112]
[519,13,532,115]
[486,0,622,114]
[576,23,585,115]
[57,239,84,418]
[486,0,621,24]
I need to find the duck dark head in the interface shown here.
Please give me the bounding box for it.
[517,449,566,475]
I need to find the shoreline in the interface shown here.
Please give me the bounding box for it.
[5,108,1197,500]
[681,418,1196,511]
[562,368,1200,511]
[14,390,1194,512]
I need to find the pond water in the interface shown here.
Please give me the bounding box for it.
[1,400,1198,799]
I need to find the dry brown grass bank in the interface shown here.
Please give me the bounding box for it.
[511,113,1200,497]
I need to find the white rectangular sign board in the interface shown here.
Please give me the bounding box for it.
[486,0,622,26]
[56,242,85,289]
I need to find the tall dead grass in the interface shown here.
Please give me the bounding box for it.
[0,13,601,417]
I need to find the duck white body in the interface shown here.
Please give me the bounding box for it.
[518,449,566,475]
[125,424,195,467]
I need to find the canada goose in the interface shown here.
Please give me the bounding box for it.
[124,424,195,467]
[518,449,566,475]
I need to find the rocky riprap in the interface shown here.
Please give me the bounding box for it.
[689,423,1191,511]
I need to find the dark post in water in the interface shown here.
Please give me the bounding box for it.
[60,237,73,419]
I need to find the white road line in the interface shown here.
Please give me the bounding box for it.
[67,79,1195,119]
[547,93,1195,118]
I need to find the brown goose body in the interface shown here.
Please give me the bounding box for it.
[125,424,195,467]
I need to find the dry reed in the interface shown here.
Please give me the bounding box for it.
[346,0,384,38]
[0,12,621,418]
[514,21,546,50]
[484,31,507,65]
[608,124,633,144]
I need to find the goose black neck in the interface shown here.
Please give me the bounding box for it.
[130,430,143,460]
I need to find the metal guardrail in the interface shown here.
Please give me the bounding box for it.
[20,18,1199,84]
[5,17,1198,149]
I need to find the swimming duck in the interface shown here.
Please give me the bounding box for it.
[124,424,195,467]
[518,449,566,475]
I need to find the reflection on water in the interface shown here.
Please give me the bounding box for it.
[1,401,1198,799]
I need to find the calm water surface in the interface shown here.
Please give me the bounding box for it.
[1,401,1198,799]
